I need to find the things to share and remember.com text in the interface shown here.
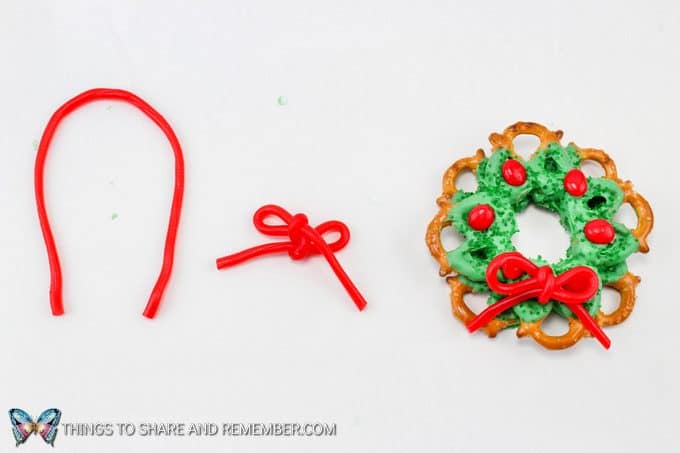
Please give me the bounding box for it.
[61,422,338,437]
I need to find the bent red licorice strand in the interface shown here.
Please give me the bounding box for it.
[34,88,185,318]
[216,204,367,311]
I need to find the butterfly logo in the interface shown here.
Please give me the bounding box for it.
[8,408,62,447]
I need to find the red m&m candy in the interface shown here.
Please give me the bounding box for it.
[468,204,495,230]
[501,262,524,280]
[501,159,527,186]
[564,169,588,196]
[584,219,615,244]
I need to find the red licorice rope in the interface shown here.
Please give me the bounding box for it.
[467,252,610,349]
[216,204,367,311]
[34,88,185,318]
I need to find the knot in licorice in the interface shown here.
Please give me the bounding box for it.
[535,266,556,304]
[287,213,312,260]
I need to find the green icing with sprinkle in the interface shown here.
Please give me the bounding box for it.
[446,143,638,324]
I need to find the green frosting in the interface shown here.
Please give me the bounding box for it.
[447,143,638,324]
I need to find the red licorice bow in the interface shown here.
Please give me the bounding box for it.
[467,252,610,349]
[216,204,367,311]
[35,88,185,319]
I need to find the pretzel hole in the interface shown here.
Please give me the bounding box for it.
[580,159,605,178]
[512,135,541,159]
[464,292,490,314]
[587,195,607,210]
[613,202,637,230]
[456,170,478,192]
[600,287,620,314]
[543,156,559,172]
[470,245,494,261]
[541,313,570,335]
[440,224,464,251]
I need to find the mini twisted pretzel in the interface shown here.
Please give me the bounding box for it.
[448,272,641,350]
[598,272,640,327]
[447,276,516,337]
[517,273,641,349]
[426,149,485,276]
[577,147,653,252]
[428,122,652,349]
[489,122,563,157]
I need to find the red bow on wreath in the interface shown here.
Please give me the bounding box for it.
[466,252,610,349]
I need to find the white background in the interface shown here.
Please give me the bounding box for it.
[0,1,678,452]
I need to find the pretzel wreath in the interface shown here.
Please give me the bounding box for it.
[426,122,653,349]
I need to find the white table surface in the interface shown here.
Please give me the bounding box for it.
[0,1,677,452]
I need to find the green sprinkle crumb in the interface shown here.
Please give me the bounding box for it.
[277,96,287,106]
[111,213,118,220]
[32,140,38,150]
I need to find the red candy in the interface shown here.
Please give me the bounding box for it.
[501,262,524,280]
[584,219,615,244]
[468,204,495,230]
[501,159,527,186]
[564,169,588,196]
